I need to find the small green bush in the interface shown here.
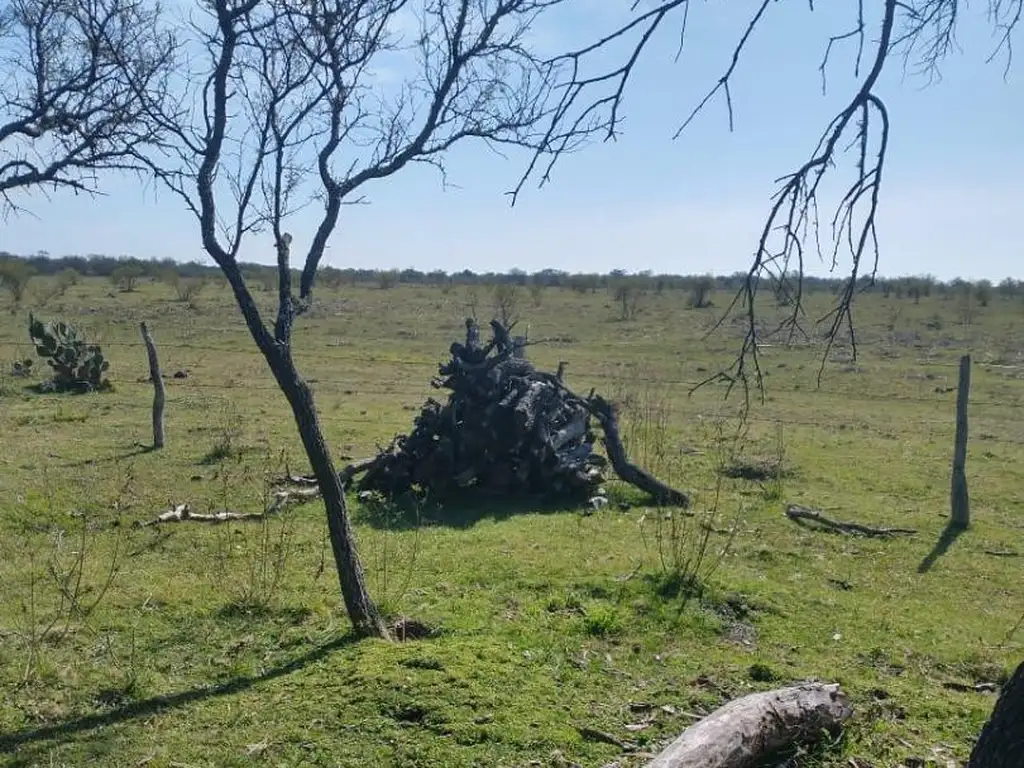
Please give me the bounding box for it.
[0,259,34,305]
[110,264,144,292]
[582,604,624,637]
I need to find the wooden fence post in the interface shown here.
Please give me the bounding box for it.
[140,322,165,449]
[950,354,970,528]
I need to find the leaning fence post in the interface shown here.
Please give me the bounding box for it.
[950,354,970,528]
[140,321,165,449]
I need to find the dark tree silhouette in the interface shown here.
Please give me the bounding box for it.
[968,659,1024,767]
[0,0,175,213]
[513,0,1022,400]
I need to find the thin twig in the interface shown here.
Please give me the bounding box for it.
[785,504,916,537]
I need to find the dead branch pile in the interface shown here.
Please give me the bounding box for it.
[355,319,689,506]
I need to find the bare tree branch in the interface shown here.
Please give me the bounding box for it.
[513,0,1019,410]
[0,0,176,214]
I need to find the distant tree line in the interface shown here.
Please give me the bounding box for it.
[0,252,1020,305]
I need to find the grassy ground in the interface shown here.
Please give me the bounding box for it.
[0,276,1021,768]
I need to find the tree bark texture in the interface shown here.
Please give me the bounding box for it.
[644,683,852,768]
[140,321,165,449]
[268,349,390,640]
[968,659,1024,768]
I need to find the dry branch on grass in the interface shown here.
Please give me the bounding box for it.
[268,486,323,512]
[785,504,916,538]
[984,549,1020,558]
[577,726,635,751]
[644,682,853,768]
[267,457,386,510]
[273,457,384,492]
[943,680,1000,694]
[134,503,271,527]
[138,458,388,527]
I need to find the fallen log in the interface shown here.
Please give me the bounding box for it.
[644,682,852,768]
[134,503,272,527]
[785,504,916,537]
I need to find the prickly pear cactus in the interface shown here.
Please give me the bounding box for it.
[28,313,111,393]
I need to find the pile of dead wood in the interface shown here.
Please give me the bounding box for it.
[353,319,689,506]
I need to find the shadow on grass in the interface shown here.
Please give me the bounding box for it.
[352,489,589,530]
[0,633,360,756]
[917,522,968,573]
[61,444,156,468]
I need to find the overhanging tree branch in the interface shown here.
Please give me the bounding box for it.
[0,0,176,214]
[513,0,1019,409]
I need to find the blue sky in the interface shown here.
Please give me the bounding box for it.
[3,1,1021,280]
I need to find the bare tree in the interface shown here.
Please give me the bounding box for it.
[513,0,1022,402]
[0,0,176,214]
[129,0,608,639]
[492,282,520,326]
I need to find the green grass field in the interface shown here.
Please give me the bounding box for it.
[0,275,1021,767]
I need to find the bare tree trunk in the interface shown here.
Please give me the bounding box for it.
[200,251,389,639]
[967,660,1024,768]
[140,321,165,449]
[265,347,390,640]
